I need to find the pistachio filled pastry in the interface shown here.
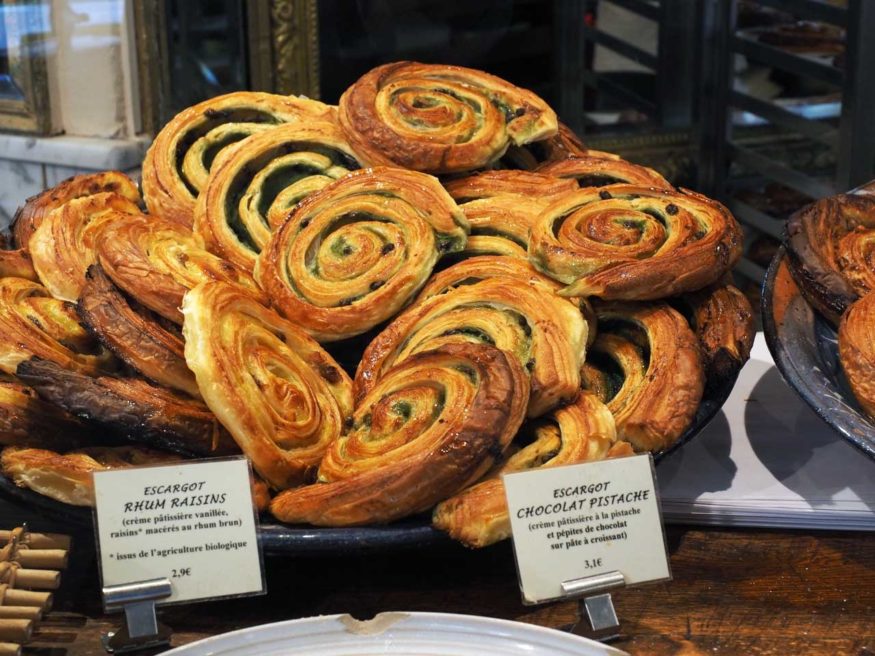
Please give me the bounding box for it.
[537,155,673,190]
[96,212,264,325]
[78,265,199,398]
[339,61,557,174]
[433,392,632,548]
[256,167,469,342]
[194,120,361,271]
[15,358,238,457]
[0,380,88,450]
[271,343,528,526]
[182,282,353,489]
[529,185,743,299]
[142,91,335,228]
[580,301,705,453]
[29,193,141,302]
[0,277,116,376]
[356,275,587,418]
[838,292,875,419]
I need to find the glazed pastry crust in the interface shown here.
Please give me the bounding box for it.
[0,249,38,281]
[270,343,529,526]
[15,357,237,457]
[97,213,264,324]
[355,275,587,418]
[529,185,743,299]
[416,255,561,302]
[193,120,361,271]
[142,91,336,228]
[182,282,353,489]
[29,193,141,302]
[0,380,87,450]
[537,155,673,190]
[443,170,577,204]
[838,292,875,419]
[255,167,469,342]
[0,278,116,376]
[12,171,140,250]
[339,61,558,173]
[580,301,705,452]
[78,265,200,398]
[433,392,630,548]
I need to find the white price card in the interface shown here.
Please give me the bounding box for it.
[93,457,265,605]
[504,454,670,604]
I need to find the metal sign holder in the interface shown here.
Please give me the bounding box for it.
[101,578,172,654]
[560,570,626,641]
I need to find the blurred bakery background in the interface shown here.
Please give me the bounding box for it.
[0,0,871,310]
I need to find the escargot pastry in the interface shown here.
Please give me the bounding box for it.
[784,187,875,324]
[15,358,237,457]
[537,155,673,190]
[338,61,558,174]
[271,343,529,526]
[194,120,362,271]
[97,212,264,324]
[182,282,354,489]
[1,445,182,507]
[443,170,578,204]
[838,292,875,419]
[433,392,633,548]
[416,255,561,301]
[0,277,116,376]
[255,167,469,342]
[673,280,754,384]
[142,91,335,228]
[529,184,743,299]
[500,122,591,169]
[29,193,141,302]
[580,301,705,453]
[0,380,88,450]
[355,275,587,417]
[78,265,200,398]
[12,171,140,249]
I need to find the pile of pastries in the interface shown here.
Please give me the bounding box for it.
[0,61,753,547]
[784,180,875,420]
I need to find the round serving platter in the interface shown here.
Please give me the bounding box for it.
[0,367,738,553]
[761,247,875,461]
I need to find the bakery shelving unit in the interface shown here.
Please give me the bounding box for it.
[697,0,875,284]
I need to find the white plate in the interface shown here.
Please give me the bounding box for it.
[163,611,628,655]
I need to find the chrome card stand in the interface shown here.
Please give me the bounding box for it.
[561,570,626,641]
[101,578,172,653]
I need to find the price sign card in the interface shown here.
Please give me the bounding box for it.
[93,457,265,605]
[504,454,669,604]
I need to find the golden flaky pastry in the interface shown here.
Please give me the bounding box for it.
[339,61,557,173]
[256,167,468,342]
[838,292,875,419]
[0,380,87,451]
[271,343,528,526]
[537,155,672,190]
[182,282,353,489]
[142,91,335,228]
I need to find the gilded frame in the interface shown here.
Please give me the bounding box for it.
[0,0,52,134]
[135,0,320,135]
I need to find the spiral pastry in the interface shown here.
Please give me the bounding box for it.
[12,171,140,249]
[356,276,587,417]
[443,170,578,204]
[96,213,264,325]
[194,121,362,271]
[537,156,673,190]
[433,391,633,548]
[1,445,182,507]
[182,282,353,489]
[837,228,875,299]
[529,185,743,299]
[142,91,336,228]
[499,122,591,169]
[271,343,528,526]
[0,380,87,450]
[0,278,116,376]
[28,193,140,301]
[838,292,875,419]
[674,281,754,384]
[416,255,562,301]
[78,265,199,398]
[580,301,704,452]
[784,188,875,324]
[256,167,469,342]
[339,61,558,174]
[15,357,237,457]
